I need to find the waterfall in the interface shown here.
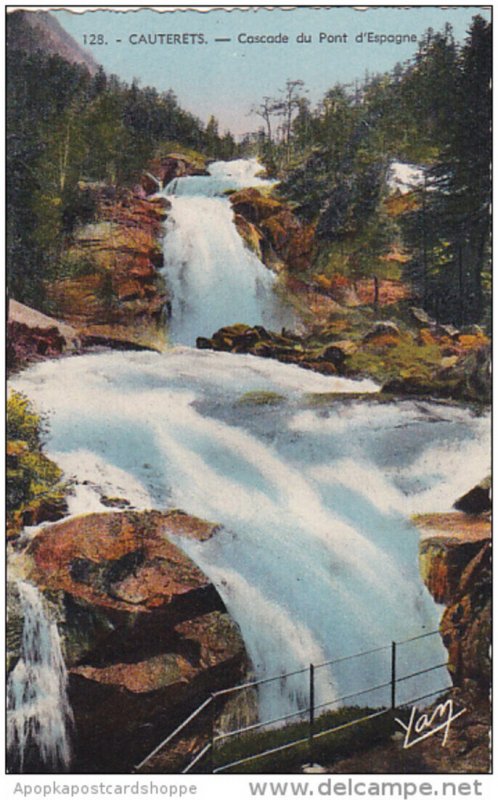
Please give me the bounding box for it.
[7,581,73,773]
[161,159,294,345]
[12,350,490,724]
[8,159,490,729]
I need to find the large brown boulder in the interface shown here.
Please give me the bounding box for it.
[7,300,81,372]
[27,510,248,771]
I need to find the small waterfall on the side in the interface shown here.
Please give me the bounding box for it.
[7,581,73,773]
[161,159,294,345]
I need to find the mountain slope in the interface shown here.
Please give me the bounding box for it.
[7,9,99,74]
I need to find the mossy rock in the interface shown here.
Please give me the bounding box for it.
[237,391,287,407]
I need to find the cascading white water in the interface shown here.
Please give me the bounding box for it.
[162,159,294,345]
[9,158,490,734]
[7,581,73,773]
[12,349,490,725]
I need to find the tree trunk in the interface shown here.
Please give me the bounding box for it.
[373,275,379,307]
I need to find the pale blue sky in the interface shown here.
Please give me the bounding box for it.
[54,6,491,136]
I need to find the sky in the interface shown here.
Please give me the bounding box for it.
[53,5,492,137]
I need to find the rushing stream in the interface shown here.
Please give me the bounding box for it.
[11,159,490,733]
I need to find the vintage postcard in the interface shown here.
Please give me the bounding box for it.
[5,2,492,787]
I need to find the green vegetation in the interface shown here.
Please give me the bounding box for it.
[6,392,67,537]
[153,141,209,171]
[210,706,394,774]
[252,17,491,330]
[6,11,239,311]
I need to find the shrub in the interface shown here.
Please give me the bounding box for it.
[6,391,67,537]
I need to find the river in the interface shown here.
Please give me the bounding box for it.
[11,159,490,729]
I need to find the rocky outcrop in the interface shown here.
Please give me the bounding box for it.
[416,513,490,604]
[45,188,169,349]
[454,477,491,515]
[415,511,491,692]
[383,345,491,403]
[6,582,24,675]
[230,187,315,273]
[7,300,81,372]
[24,510,248,772]
[441,542,491,692]
[197,323,358,376]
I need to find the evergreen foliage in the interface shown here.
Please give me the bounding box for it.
[6,11,236,310]
[254,16,491,326]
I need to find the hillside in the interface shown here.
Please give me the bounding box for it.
[6,9,99,74]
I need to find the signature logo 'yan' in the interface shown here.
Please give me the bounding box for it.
[395,699,466,749]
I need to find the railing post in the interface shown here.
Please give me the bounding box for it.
[309,663,315,765]
[210,693,216,774]
[391,641,397,710]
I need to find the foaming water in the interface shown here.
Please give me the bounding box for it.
[162,159,293,345]
[12,351,489,721]
[165,158,276,197]
[7,581,73,773]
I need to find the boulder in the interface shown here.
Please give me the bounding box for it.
[230,188,283,224]
[230,188,315,273]
[363,321,401,343]
[26,510,248,771]
[410,306,436,327]
[197,324,360,379]
[7,300,81,371]
[454,477,491,515]
[143,154,208,194]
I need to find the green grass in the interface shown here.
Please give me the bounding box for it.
[209,706,394,774]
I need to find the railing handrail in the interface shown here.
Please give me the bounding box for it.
[134,694,214,772]
[135,627,443,773]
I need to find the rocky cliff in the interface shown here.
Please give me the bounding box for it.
[415,505,491,693]
[46,188,170,346]
[10,510,249,772]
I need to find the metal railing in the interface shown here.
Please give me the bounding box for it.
[134,629,451,774]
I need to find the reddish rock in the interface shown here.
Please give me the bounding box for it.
[415,513,491,692]
[46,190,169,340]
[230,188,315,274]
[27,510,248,772]
[416,513,490,604]
[28,510,219,615]
[7,300,81,371]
